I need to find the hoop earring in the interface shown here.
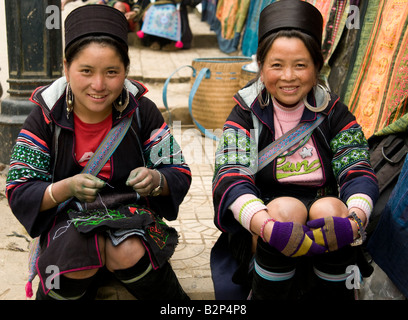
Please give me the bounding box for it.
[258,91,270,108]
[66,83,74,119]
[257,79,270,108]
[113,86,130,118]
[303,84,330,113]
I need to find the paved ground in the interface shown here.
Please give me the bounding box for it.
[0,2,240,300]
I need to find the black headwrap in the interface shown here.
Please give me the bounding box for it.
[64,4,128,52]
[258,0,323,46]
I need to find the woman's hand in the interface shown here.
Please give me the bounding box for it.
[68,174,106,203]
[268,221,327,257]
[126,167,159,197]
[306,216,354,251]
[251,210,327,257]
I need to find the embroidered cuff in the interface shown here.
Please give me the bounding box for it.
[230,194,267,232]
[346,193,373,226]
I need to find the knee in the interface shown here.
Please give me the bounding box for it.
[105,236,146,272]
[309,197,348,221]
[267,197,308,224]
[60,234,107,280]
[64,268,99,279]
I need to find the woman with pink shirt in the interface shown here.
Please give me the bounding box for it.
[211,0,379,300]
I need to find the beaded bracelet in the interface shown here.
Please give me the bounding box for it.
[48,183,58,205]
[260,218,276,242]
[348,211,366,246]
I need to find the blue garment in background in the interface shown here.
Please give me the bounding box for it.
[368,154,408,298]
[241,0,275,57]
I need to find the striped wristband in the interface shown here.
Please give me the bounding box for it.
[230,195,267,232]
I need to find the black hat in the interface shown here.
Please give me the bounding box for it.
[64,5,128,52]
[258,0,323,46]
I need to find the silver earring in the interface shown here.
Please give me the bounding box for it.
[257,79,270,108]
[113,86,129,118]
[258,91,271,108]
[66,83,74,119]
[303,84,330,112]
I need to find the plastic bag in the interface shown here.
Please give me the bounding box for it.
[358,262,405,300]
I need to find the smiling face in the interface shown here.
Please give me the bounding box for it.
[64,42,127,123]
[260,36,318,108]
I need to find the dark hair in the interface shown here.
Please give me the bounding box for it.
[257,29,324,75]
[65,35,130,73]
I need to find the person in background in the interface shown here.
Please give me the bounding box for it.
[62,0,140,31]
[6,5,191,300]
[62,0,198,49]
[136,0,197,51]
[212,0,378,300]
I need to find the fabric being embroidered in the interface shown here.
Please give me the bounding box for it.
[68,204,173,250]
[106,229,146,246]
[68,204,179,268]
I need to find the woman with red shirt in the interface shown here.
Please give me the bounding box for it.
[6,5,191,300]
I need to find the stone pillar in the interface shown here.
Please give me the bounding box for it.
[0,0,62,163]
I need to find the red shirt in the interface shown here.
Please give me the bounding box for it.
[74,113,112,179]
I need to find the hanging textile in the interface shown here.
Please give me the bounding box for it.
[201,0,218,26]
[306,1,350,82]
[327,0,363,95]
[306,0,333,34]
[215,0,250,40]
[241,0,275,57]
[343,0,408,138]
[202,0,239,53]
[210,0,250,53]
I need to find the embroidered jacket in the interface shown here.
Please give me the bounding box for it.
[6,77,191,238]
[212,80,379,234]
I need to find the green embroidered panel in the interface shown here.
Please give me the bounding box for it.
[330,128,370,177]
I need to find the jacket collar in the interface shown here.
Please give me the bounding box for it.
[235,80,334,120]
[234,79,335,134]
[30,76,148,128]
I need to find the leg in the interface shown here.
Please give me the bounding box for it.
[36,273,99,300]
[36,232,105,300]
[309,196,349,220]
[251,238,298,300]
[251,197,307,300]
[310,245,358,300]
[267,196,308,224]
[105,235,145,272]
[106,236,189,300]
[308,197,356,300]
[251,196,308,252]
